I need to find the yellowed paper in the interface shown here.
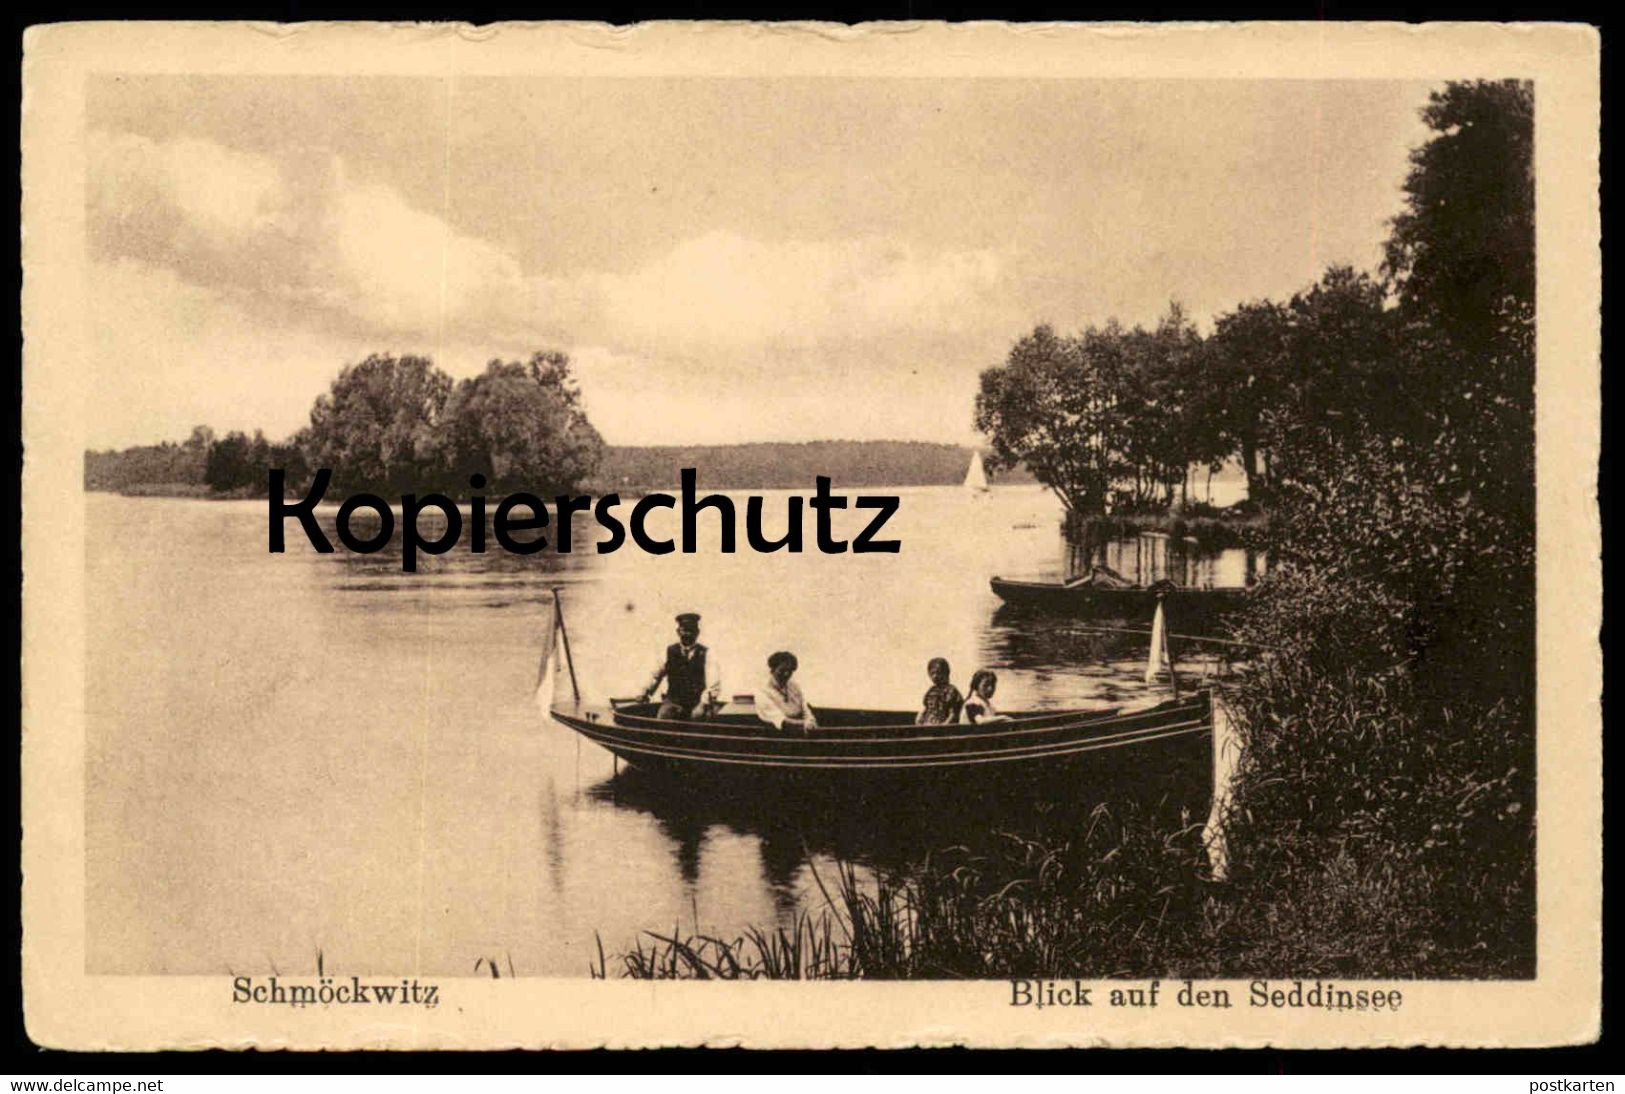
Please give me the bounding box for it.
[22,20,1600,1049]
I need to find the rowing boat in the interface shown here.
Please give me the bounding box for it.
[537,589,1215,790]
[989,576,1249,619]
[547,691,1213,788]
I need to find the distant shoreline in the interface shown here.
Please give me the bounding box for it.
[87,439,1249,501]
[84,481,1054,503]
[84,439,1050,496]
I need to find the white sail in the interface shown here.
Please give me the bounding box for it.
[1144,599,1167,685]
[535,599,561,714]
[963,450,990,492]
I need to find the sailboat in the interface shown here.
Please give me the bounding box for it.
[963,449,990,493]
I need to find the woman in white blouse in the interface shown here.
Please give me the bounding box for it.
[757,650,817,732]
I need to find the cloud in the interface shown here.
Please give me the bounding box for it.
[90,134,281,245]
[88,130,555,347]
[589,231,1013,356]
[85,131,1023,446]
[88,131,1019,357]
[560,340,990,446]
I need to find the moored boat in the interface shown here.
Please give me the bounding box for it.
[989,575,1249,620]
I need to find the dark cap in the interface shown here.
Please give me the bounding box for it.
[675,612,701,626]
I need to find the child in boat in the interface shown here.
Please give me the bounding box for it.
[962,670,1011,724]
[915,657,964,725]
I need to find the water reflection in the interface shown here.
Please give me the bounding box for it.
[1066,531,1266,590]
[982,605,1234,708]
[583,745,1211,910]
[539,779,567,899]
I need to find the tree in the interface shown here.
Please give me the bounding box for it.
[441,351,605,494]
[84,437,208,491]
[204,431,256,492]
[1383,80,1535,557]
[975,324,1118,515]
[1113,303,1213,510]
[268,431,311,493]
[205,429,292,494]
[1155,305,1231,509]
[1265,267,1403,490]
[1201,268,1399,507]
[301,354,454,494]
[1241,79,1536,714]
[1385,81,1533,355]
[1199,299,1290,506]
[976,309,1215,516]
[1387,80,1535,699]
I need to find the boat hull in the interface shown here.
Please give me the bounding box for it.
[548,693,1213,792]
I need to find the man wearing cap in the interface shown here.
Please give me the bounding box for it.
[640,612,722,720]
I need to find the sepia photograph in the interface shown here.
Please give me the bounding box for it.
[20,22,1600,1050]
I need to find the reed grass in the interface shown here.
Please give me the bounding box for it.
[594,808,1233,981]
[599,910,845,980]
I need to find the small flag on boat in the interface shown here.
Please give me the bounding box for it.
[1145,598,1167,685]
[535,598,562,714]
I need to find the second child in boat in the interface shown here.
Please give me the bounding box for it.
[962,670,1011,725]
[916,657,964,725]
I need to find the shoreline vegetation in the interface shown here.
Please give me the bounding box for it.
[594,80,1535,980]
[594,768,1528,982]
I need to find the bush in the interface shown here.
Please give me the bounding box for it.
[1220,570,1534,977]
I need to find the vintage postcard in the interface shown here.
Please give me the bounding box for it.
[21,21,1600,1049]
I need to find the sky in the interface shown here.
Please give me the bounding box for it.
[85,75,1435,449]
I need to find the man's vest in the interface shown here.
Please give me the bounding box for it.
[664,643,708,709]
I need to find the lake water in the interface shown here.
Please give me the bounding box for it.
[84,486,1251,977]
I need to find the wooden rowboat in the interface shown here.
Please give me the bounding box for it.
[989,576,1249,619]
[547,691,1214,788]
[538,589,1216,792]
